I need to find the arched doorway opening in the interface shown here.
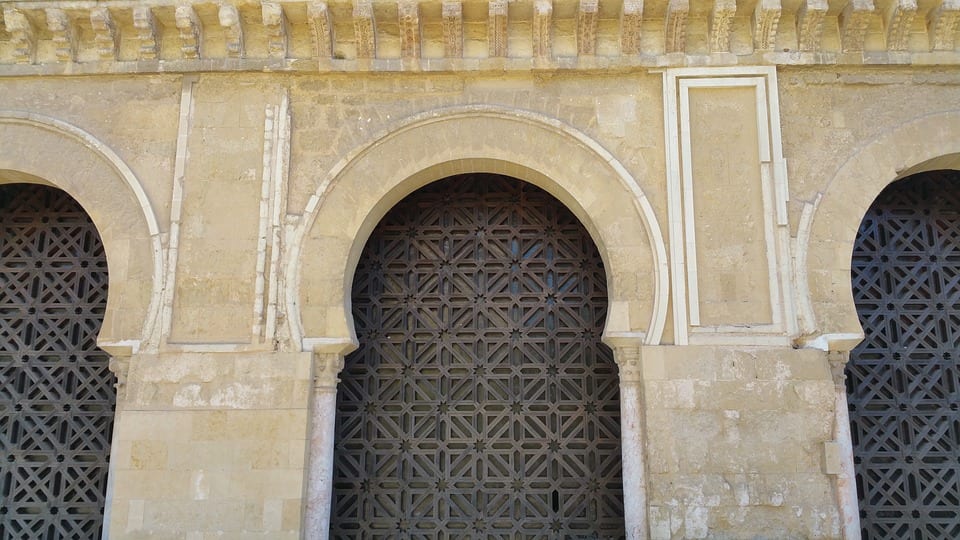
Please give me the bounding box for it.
[848,169,960,538]
[330,173,624,536]
[0,184,114,538]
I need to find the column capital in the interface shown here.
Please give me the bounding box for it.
[827,349,849,389]
[312,351,344,390]
[613,345,643,384]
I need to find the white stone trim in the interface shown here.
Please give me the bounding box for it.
[158,76,197,348]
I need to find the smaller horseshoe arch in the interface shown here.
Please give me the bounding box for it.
[290,106,668,352]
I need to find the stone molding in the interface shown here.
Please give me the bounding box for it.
[2,0,960,73]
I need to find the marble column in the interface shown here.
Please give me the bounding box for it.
[303,351,344,540]
[829,350,861,540]
[614,344,649,539]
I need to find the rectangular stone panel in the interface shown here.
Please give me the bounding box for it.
[170,80,267,343]
[687,86,772,326]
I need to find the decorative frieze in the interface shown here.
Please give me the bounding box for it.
[0,0,959,71]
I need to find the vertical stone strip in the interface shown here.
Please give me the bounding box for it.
[533,0,553,58]
[308,2,333,58]
[442,0,464,57]
[797,0,827,51]
[753,0,782,50]
[254,105,278,343]
[488,0,508,57]
[615,345,649,539]
[265,94,290,343]
[133,6,160,60]
[175,5,202,59]
[620,0,643,55]
[665,0,689,53]
[577,0,599,55]
[46,8,75,62]
[159,76,197,344]
[220,4,245,58]
[304,351,346,540]
[3,8,36,64]
[709,0,736,52]
[828,350,862,540]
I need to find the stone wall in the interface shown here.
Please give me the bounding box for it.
[0,65,958,538]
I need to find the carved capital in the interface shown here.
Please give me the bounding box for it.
[313,352,345,390]
[614,346,643,384]
[828,350,849,389]
[107,355,132,402]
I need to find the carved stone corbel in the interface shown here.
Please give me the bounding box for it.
[442,0,464,57]
[219,4,245,58]
[620,0,643,55]
[46,9,75,62]
[3,8,36,64]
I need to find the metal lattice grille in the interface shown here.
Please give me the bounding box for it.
[332,174,624,538]
[0,184,113,540]
[848,170,960,539]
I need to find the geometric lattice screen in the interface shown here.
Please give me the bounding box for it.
[0,184,114,540]
[848,170,960,539]
[331,174,624,537]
